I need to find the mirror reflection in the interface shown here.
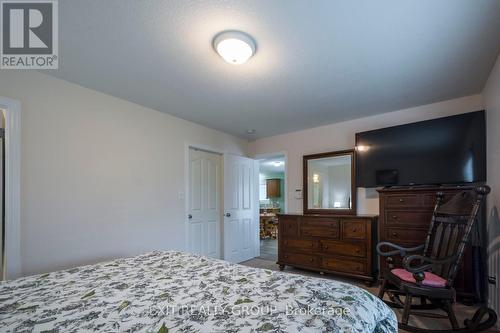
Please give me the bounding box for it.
[307,154,352,210]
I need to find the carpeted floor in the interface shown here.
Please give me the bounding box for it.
[241,257,499,332]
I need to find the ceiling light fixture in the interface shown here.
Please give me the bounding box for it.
[246,129,256,134]
[213,31,256,65]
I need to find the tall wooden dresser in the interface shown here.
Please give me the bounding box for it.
[277,214,378,284]
[378,186,483,301]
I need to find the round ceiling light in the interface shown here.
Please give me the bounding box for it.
[213,31,256,65]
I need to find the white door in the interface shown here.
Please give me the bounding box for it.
[187,148,222,259]
[223,154,259,263]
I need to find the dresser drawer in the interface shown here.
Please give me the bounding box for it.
[385,211,433,226]
[422,192,457,208]
[342,220,367,240]
[320,240,366,258]
[322,257,366,275]
[301,217,339,228]
[281,216,298,237]
[283,239,315,252]
[385,227,428,243]
[283,253,317,267]
[301,227,339,239]
[422,194,439,208]
[385,194,421,208]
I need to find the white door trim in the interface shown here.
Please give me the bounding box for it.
[0,97,21,280]
[184,142,226,257]
[254,151,288,213]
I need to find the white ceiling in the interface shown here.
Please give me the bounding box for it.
[259,156,285,173]
[45,0,500,139]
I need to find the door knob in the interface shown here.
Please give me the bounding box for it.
[188,214,192,219]
[225,213,231,217]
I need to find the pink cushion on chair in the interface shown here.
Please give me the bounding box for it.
[391,268,447,288]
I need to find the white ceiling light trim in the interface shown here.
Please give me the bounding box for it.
[213,31,256,65]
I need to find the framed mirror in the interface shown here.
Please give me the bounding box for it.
[303,149,356,215]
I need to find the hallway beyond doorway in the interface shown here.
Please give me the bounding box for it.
[257,153,286,263]
[259,238,277,261]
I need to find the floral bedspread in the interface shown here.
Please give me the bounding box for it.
[0,251,396,332]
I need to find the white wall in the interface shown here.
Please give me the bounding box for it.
[0,71,248,276]
[483,54,500,326]
[248,95,484,214]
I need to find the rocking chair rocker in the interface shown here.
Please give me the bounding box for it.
[377,186,497,333]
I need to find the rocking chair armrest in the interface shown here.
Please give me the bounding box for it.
[376,242,424,258]
[402,254,456,274]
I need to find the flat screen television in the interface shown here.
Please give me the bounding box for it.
[355,110,486,188]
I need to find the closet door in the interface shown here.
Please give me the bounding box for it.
[187,148,222,259]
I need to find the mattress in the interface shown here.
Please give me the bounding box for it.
[0,251,397,332]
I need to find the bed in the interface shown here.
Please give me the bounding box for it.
[0,251,397,332]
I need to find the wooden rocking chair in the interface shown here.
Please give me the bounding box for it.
[377,186,497,333]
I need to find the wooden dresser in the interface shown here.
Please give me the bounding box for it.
[277,214,378,284]
[378,186,481,301]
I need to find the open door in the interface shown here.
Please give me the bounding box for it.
[223,154,259,263]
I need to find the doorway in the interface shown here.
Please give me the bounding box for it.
[186,147,259,263]
[257,154,286,261]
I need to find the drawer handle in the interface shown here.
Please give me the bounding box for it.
[285,255,289,259]
[352,228,357,232]
[392,215,398,219]
[392,232,398,237]
[323,245,329,250]
[399,198,404,202]
[309,258,314,262]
